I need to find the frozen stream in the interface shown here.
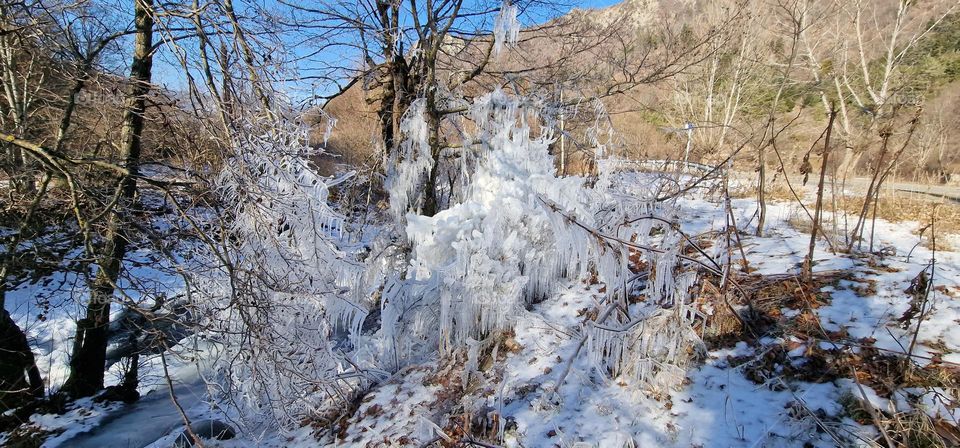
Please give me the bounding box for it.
[59,379,207,448]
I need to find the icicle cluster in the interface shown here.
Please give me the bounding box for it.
[584,164,708,392]
[586,306,702,392]
[386,99,434,223]
[373,88,712,397]
[379,90,628,362]
[585,240,705,392]
[194,120,370,428]
[585,99,616,160]
[493,1,520,56]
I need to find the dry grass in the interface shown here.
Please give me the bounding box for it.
[834,192,960,251]
[841,365,960,448]
[730,177,960,251]
[729,176,800,201]
[701,270,852,348]
[784,206,846,250]
[701,269,960,447]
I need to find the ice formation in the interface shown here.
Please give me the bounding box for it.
[493,1,520,56]
[586,164,708,391]
[199,88,709,431]
[385,100,433,222]
[195,120,369,428]
[368,88,709,396]
[379,90,629,360]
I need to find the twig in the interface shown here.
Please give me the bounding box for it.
[908,206,937,357]
[849,366,897,448]
[461,438,504,448]
[905,223,930,263]
[161,349,203,448]
[803,106,837,280]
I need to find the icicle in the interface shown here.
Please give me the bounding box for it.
[463,338,481,389]
[386,100,434,223]
[384,89,634,360]
[377,88,706,399]
[492,1,520,56]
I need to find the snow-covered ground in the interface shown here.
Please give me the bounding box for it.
[314,194,960,447]
[4,244,186,395]
[4,179,958,447]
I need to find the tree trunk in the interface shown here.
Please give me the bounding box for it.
[0,307,43,410]
[0,174,54,411]
[848,132,891,252]
[756,146,766,237]
[376,0,396,152]
[421,157,441,217]
[374,0,416,158]
[420,38,442,217]
[61,0,154,398]
[803,107,836,280]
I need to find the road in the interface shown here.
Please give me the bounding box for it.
[728,169,960,203]
[843,177,960,202]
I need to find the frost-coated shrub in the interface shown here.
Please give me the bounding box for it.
[198,90,709,431]
[193,120,370,428]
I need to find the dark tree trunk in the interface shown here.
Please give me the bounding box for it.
[0,180,51,410]
[375,0,416,158]
[421,160,441,217]
[61,0,154,398]
[376,0,396,153]
[0,307,43,411]
[419,29,443,217]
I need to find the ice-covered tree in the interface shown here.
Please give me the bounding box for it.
[193,118,375,427]
[373,88,709,393]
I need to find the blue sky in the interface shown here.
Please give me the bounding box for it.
[151,0,627,104]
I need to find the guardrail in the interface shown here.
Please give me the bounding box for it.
[600,158,719,175]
